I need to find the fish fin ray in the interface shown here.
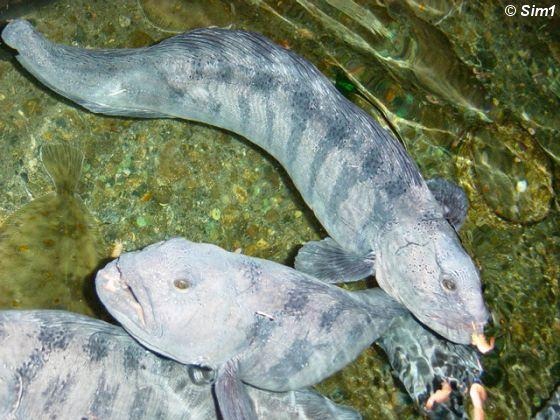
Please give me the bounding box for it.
[294,237,375,283]
[215,359,256,420]
[40,143,83,194]
[427,178,468,230]
[294,388,362,419]
[69,97,169,118]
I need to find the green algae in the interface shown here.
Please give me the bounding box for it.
[0,1,558,419]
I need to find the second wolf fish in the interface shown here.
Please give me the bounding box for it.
[1,20,489,344]
[94,237,491,420]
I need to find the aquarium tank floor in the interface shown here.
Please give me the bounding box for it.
[0,0,558,418]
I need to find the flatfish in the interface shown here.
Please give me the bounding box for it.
[0,143,103,316]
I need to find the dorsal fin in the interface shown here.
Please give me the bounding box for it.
[40,143,84,194]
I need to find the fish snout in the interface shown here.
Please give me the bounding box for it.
[95,260,123,293]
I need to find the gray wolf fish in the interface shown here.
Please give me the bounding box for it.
[95,237,407,419]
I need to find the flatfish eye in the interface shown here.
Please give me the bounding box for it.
[173,279,190,291]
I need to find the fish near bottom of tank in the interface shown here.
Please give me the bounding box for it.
[0,143,104,316]
[95,237,492,420]
[0,309,361,419]
[94,237,409,419]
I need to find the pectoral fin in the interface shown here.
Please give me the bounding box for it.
[294,237,375,283]
[214,359,256,420]
[294,388,362,420]
[427,178,469,230]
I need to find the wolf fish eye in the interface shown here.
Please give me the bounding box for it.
[173,279,190,290]
[442,276,457,292]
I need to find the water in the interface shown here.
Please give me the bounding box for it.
[0,0,558,418]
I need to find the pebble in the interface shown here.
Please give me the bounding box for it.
[136,216,148,227]
[515,180,527,193]
[118,15,131,28]
[210,208,221,221]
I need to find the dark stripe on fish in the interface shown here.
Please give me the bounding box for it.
[305,121,349,197]
[130,387,154,418]
[237,91,251,134]
[41,374,74,413]
[90,373,120,418]
[285,90,316,165]
[262,102,275,147]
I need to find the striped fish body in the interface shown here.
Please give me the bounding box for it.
[0,310,362,420]
[0,310,214,419]
[2,21,427,255]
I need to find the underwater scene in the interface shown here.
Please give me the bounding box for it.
[0,0,558,419]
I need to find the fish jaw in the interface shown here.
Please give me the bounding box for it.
[416,308,489,345]
[95,259,159,337]
[375,265,485,344]
[375,224,491,345]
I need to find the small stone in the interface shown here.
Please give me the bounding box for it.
[210,208,221,221]
[136,216,148,227]
[233,185,248,203]
[256,239,268,249]
[118,15,131,28]
[516,180,527,193]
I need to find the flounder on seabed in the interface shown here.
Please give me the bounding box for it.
[0,143,102,315]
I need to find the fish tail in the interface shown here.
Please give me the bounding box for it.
[40,143,84,194]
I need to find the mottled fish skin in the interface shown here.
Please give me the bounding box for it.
[0,310,361,420]
[1,20,489,344]
[377,313,483,419]
[0,143,102,315]
[95,238,407,393]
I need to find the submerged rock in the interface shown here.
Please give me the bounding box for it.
[0,143,104,316]
[470,123,553,224]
